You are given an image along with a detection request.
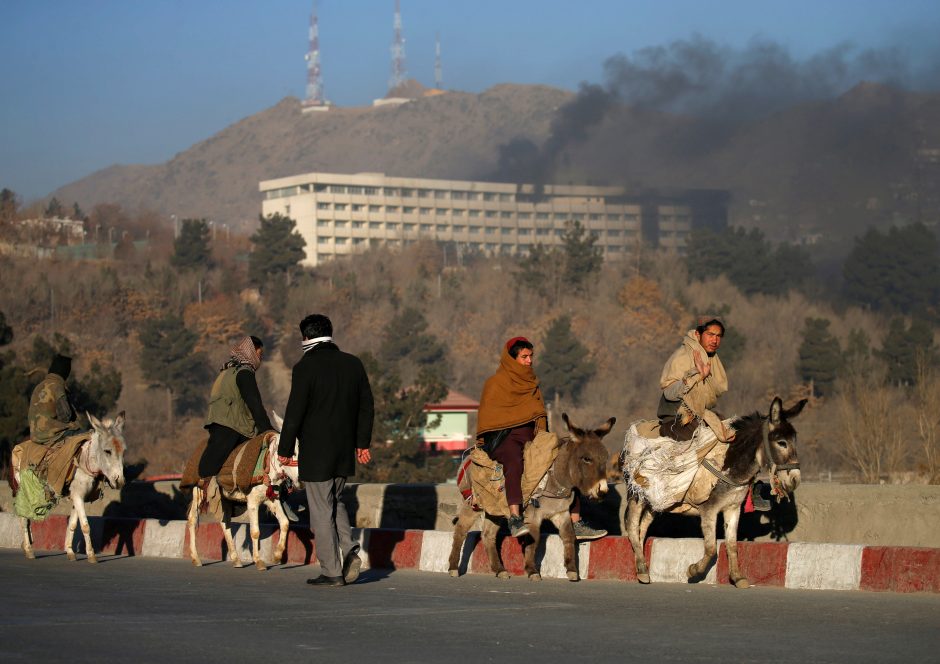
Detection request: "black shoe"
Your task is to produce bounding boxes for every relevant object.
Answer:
[752,482,772,512]
[280,499,300,523]
[343,551,362,584]
[306,574,345,587]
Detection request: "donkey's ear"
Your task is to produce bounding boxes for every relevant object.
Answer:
[113,411,125,433]
[768,397,783,426]
[783,399,808,420]
[594,417,616,438]
[561,413,584,439]
[87,411,103,430]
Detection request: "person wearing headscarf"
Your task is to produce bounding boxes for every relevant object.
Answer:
[28,354,82,445]
[199,335,274,478]
[476,337,547,538]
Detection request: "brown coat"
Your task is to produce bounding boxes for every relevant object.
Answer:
[476,347,546,438]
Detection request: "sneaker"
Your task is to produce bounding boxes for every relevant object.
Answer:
[343,551,362,584]
[280,498,300,523]
[572,519,608,541]
[751,482,772,512]
[508,515,530,538]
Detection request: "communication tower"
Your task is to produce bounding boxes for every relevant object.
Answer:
[303,1,329,111]
[434,32,442,89]
[389,0,407,92]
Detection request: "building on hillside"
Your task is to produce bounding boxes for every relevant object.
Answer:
[18,217,85,245]
[420,389,479,456]
[259,171,729,267]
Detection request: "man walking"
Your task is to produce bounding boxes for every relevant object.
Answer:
[278,314,374,587]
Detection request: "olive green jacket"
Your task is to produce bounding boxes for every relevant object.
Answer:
[205,367,258,439]
[28,373,79,445]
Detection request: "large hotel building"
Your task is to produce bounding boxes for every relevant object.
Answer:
[259,171,729,267]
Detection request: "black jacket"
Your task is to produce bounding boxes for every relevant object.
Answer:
[277,342,374,482]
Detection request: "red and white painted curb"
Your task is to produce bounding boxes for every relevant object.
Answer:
[1,512,937,593]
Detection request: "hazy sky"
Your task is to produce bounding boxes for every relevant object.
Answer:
[3,0,940,200]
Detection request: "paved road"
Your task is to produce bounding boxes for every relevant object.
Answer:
[1,550,938,663]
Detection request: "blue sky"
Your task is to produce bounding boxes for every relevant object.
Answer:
[2,0,940,200]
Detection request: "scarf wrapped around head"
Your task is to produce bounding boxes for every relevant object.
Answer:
[476,346,546,436]
[228,336,261,372]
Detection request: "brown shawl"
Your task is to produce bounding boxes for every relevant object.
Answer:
[476,347,546,437]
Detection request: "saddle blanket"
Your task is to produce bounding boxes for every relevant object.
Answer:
[12,434,91,498]
[622,419,733,512]
[180,432,272,494]
[467,430,560,517]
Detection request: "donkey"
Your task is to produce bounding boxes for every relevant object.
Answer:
[12,412,128,563]
[623,397,805,588]
[448,413,614,581]
[186,414,301,570]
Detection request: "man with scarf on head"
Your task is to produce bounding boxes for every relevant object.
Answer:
[477,337,607,540]
[28,354,82,445]
[277,314,374,587]
[200,335,275,477]
[658,317,770,511]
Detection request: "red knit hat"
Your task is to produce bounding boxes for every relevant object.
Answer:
[505,336,530,352]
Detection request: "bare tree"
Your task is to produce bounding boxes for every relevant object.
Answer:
[914,354,940,483]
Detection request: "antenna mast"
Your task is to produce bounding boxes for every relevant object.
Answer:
[303,1,327,109]
[389,0,407,92]
[434,31,442,89]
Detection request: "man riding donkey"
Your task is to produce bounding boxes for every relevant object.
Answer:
[183,335,299,520]
[475,336,607,539]
[655,316,769,511]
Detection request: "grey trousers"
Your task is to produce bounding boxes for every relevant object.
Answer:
[305,477,358,577]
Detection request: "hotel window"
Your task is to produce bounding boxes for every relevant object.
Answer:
[353,237,366,245]
[485,227,496,235]
[451,191,466,200]
[436,208,448,215]
[483,193,496,201]
[351,204,364,211]
[403,223,416,231]
[554,229,565,236]
[625,214,639,221]
[420,224,432,231]
[468,210,481,218]
[417,189,431,198]
[467,192,482,201]
[329,185,346,194]
[335,237,348,245]
[347,186,363,195]
[384,187,400,196]
[318,236,330,244]
[608,245,622,252]
[590,214,602,221]
[400,188,415,197]
[352,221,364,228]
[500,228,513,235]
[317,220,330,227]
[387,223,400,230]
[369,205,381,212]
[334,203,347,211]
[317,202,330,210]
[608,229,622,237]
[453,225,465,232]
[518,212,532,220]
[403,206,416,214]
[485,211,496,218]
[335,220,348,228]
[436,224,448,232]
[536,228,550,236]
[468,226,481,234]
[419,207,432,215]
[519,244,532,253]
[500,211,512,219]
[485,243,497,251]
[369,221,381,229]
[314,183,328,192]
[499,193,512,202]
[452,209,465,216]
[364,186,379,195]
[536,212,549,220]
[571,213,584,221]
[434,190,448,199]
[518,228,532,235]
[386,205,400,213]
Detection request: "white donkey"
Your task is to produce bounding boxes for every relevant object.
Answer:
[13,412,128,563]
[187,413,302,570]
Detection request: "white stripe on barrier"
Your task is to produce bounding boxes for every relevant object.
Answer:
[419,529,455,573]
[0,513,22,549]
[785,542,863,590]
[141,519,186,559]
[649,538,718,584]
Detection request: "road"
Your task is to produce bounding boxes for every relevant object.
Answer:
[0,550,937,663]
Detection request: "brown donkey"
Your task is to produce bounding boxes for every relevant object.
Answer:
[623,396,805,588]
[448,413,614,581]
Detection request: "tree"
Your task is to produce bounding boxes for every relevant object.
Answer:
[876,317,937,386]
[0,188,18,224]
[561,220,603,292]
[356,353,450,483]
[44,196,64,218]
[843,224,940,317]
[248,212,306,289]
[0,313,28,467]
[138,315,211,420]
[798,317,843,396]
[379,307,448,382]
[538,315,596,404]
[171,218,212,270]
[516,243,561,300]
[0,311,12,346]
[70,361,122,417]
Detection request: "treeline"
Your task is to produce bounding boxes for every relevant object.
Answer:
[0,199,938,484]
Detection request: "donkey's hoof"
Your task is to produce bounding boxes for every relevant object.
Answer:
[448,569,459,578]
[23,549,35,560]
[191,559,203,567]
[87,555,99,564]
[528,573,541,581]
[232,559,244,568]
[637,573,651,584]
[566,571,580,582]
[733,578,750,589]
[496,571,510,579]
[67,552,77,562]
[255,560,267,571]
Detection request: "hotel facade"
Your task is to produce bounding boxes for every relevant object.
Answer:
[259,171,728,267]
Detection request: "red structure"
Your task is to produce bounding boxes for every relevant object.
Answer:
[421,389,479,455]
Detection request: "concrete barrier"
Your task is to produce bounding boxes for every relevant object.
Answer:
[1,512,937,593]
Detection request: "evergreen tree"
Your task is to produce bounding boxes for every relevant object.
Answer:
[876,317,937,386]
[379,307,447,380]
[538,314,596,404]
[798,317,843,396]
[0,188,18,224]
[171,218,212,270]
[44,196,64,218]
[843,224,940,317]
[516,243,560,300]
[70,361,122,417]
[248,212,306,289]
[138,314,211,418]
[0,313,28,464]
[561,220,603,292]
